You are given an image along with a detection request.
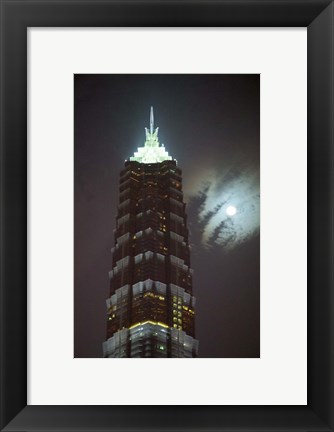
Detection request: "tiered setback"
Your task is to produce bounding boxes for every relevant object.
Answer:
[103,160,198,357]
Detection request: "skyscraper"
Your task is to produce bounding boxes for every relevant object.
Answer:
[103,108,198,358]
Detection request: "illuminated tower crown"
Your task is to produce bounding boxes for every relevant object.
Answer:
[130,107,172,164]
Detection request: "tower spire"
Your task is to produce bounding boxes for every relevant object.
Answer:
[129,107,173,163]
[150,106,154,134]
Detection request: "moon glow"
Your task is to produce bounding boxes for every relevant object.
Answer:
[226,205,237,216]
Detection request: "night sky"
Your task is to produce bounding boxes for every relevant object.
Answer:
[74,74,260,358]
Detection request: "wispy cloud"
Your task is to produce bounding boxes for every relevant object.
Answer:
[187,162,259,250]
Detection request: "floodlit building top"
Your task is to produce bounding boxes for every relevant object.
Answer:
[130,107,173,164]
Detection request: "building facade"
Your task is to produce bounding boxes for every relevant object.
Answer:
[103,108,198,358]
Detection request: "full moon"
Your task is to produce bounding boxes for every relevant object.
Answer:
[226,205,237,216]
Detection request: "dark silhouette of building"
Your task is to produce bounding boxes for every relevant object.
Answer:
[103,108,198,357]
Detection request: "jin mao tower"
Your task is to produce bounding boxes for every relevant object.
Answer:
[103,108,198,358]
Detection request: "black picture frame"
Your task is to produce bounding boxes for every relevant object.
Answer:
[1,1,333,431]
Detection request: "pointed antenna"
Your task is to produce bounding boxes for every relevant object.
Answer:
[150,106,154,134]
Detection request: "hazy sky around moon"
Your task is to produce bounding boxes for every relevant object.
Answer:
[190,163,260,250]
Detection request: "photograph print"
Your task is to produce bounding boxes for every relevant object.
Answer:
[74,74,260,358]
